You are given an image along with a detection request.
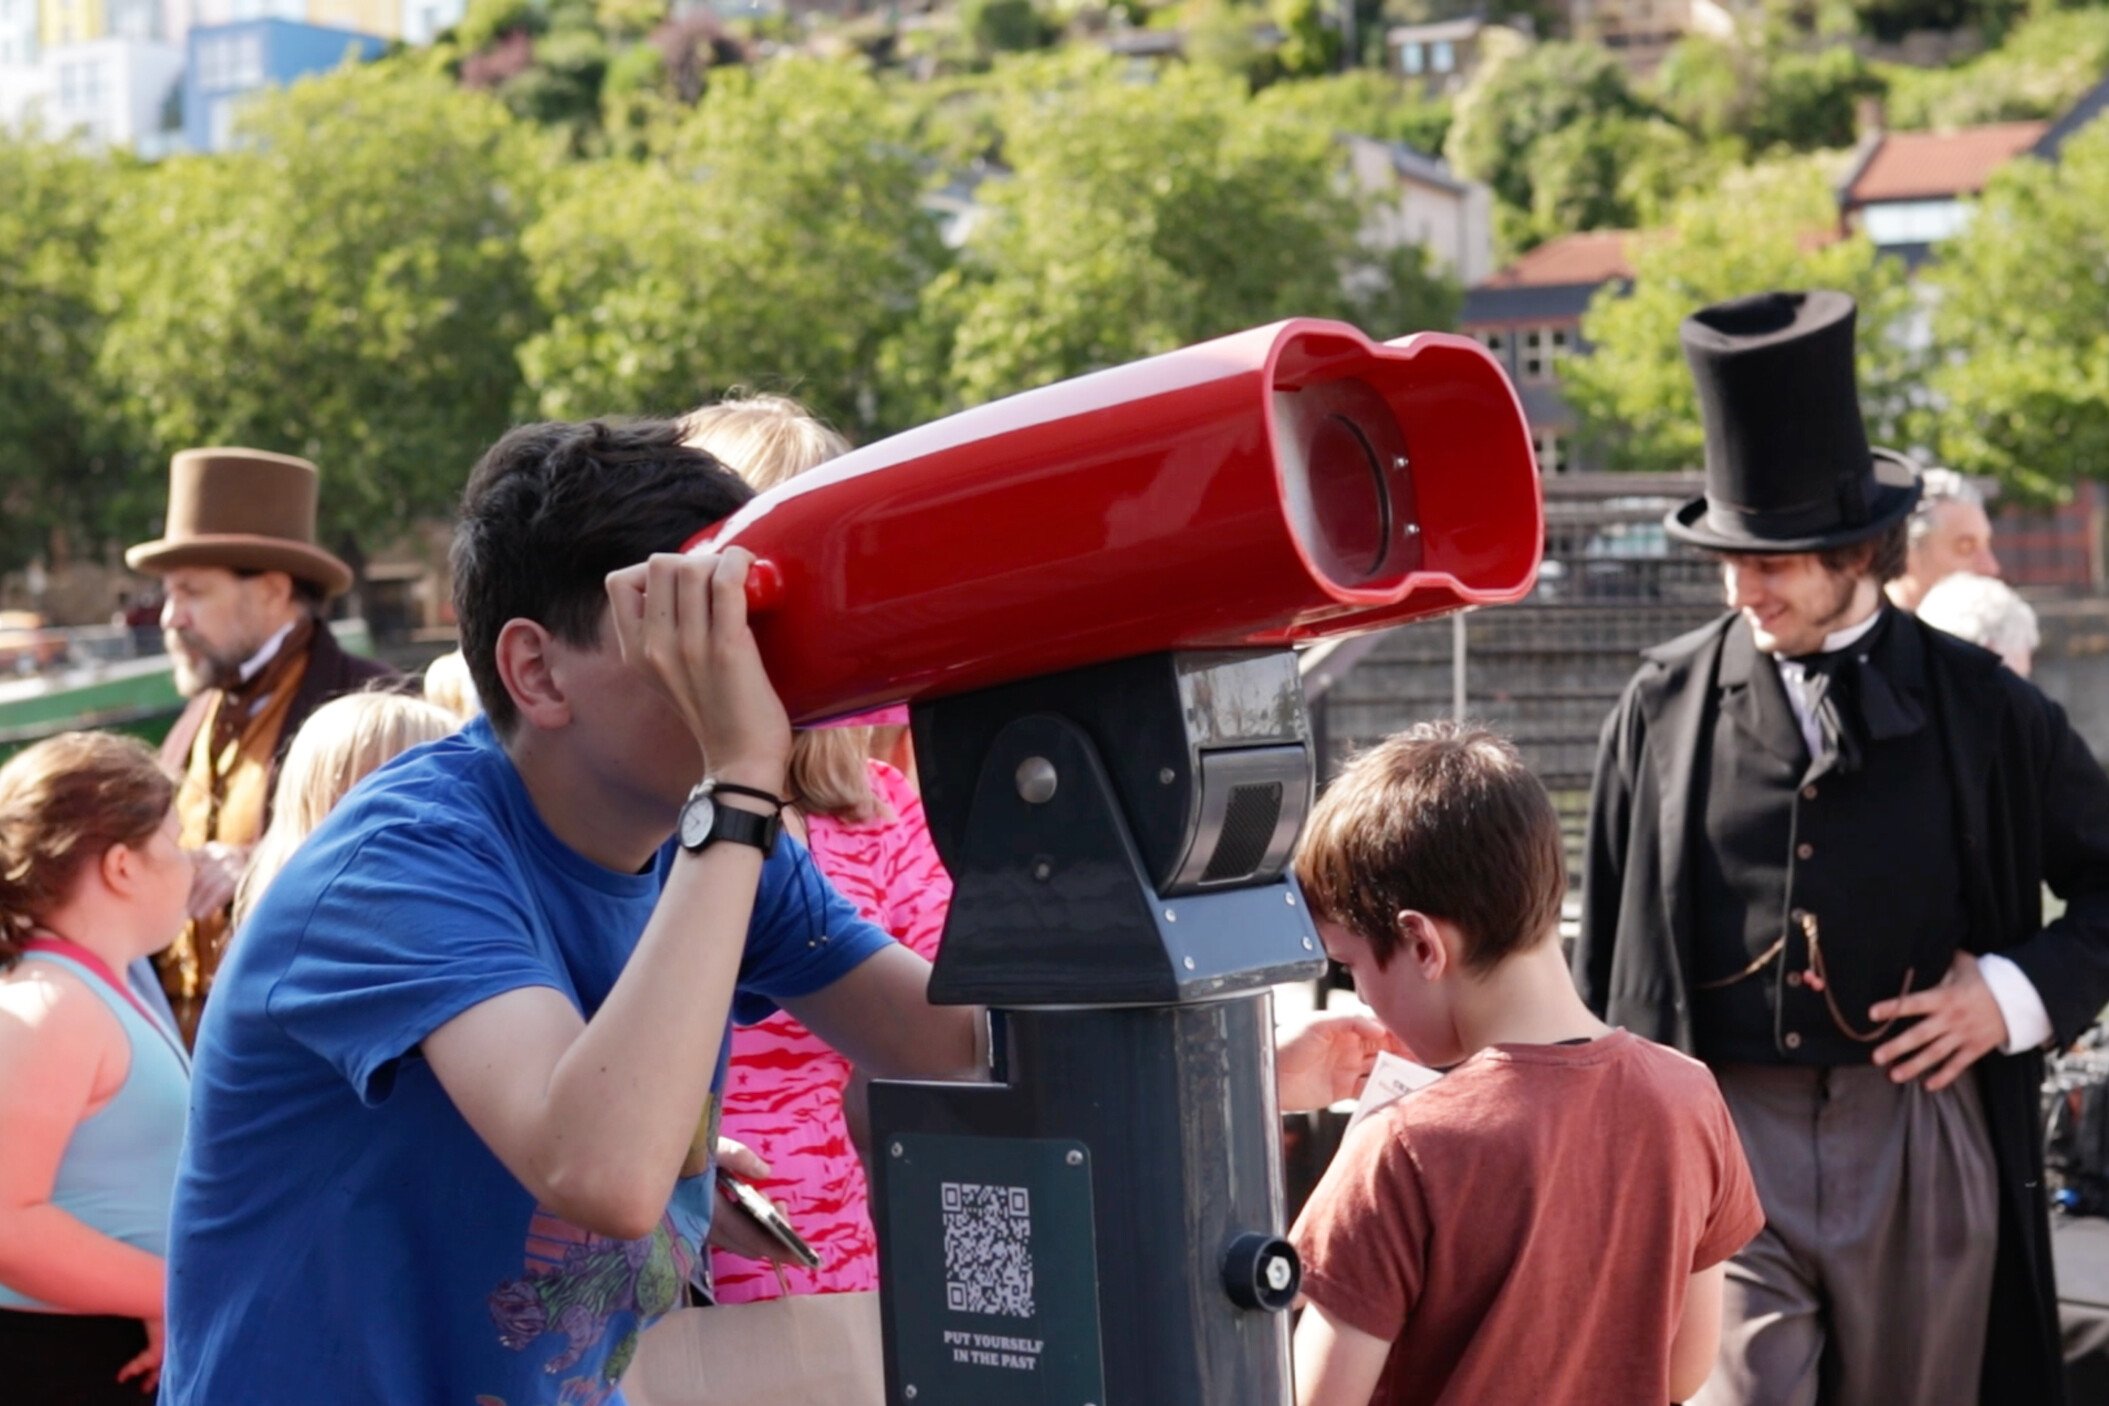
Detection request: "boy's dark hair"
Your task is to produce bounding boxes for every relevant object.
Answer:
[1294,720,1565,973]
[451,419,755,736]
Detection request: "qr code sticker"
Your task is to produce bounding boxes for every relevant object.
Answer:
[941,1181,1035,1318]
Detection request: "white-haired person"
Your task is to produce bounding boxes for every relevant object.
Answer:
[1888,467,2001,613]
[1917,571,2040,678]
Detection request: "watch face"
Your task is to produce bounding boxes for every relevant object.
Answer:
[679,793,715,850]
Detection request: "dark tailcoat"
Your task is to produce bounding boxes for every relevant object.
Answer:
[158,622,400,802]
[1575,609,2109,1406]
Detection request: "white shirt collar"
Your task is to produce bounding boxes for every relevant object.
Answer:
[1772,607,1887,760]
[237,620,300,685]
[1811,607,1884,658]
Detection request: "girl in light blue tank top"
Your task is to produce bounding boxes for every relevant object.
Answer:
[0,947,191,1309]
[0,729,195,1404]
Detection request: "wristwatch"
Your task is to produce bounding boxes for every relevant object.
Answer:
[677,779,787,858]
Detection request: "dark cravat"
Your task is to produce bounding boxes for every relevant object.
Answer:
[1790,649,1863,774]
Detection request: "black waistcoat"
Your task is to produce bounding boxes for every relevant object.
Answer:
[1689,613,1969,1066]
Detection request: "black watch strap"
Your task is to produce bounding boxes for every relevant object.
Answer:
[698,802,779,857]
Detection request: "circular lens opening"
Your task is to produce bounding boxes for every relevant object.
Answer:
[1273,376,1412,589]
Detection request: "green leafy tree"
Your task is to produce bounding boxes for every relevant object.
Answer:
[97,67,548,557]
[1882,10,2109,129]
[519,58,950,440]
[0,136,148,574]
[1523,112,1715,246]
[1648,34,1752,140]
[1270,0,1341,78]
[904,58,1458,416]
[1923,123,2109,501]
[961,0,1059,55]
[1564,157,1916,473]
[1752,46,1880,152]
[1251,69,1452,154]
[1651,37,1881,154]
[1181,0,1278,88]
[1445,38,1653,251]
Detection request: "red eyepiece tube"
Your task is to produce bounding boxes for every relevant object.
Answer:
[689,318,1541,724]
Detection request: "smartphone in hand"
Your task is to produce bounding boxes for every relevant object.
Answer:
[714,1168,823,1271]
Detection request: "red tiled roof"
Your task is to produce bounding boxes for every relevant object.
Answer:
[1479,230,1636,289]
[1847,122,2048,204]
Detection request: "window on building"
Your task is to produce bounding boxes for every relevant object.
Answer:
[1532,428,1568,475]
[1520,326,1569,383]
[1471,329,1510,372]
[234,32,265,85]
[1398,41,1424,75]
[1860,199,1972,246]
[1430,40,1454,72]
[196,37,225,89]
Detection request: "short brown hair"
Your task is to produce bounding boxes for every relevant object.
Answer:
[0,731,174,966]
[1294,721,1565,973]
[1817,516,1908,585]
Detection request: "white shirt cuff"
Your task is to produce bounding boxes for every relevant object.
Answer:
[1977,952,2054,1054]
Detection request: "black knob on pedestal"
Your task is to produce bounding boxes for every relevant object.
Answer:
[1222,1232,1301,1312]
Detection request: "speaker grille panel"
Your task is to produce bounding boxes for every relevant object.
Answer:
[1202,781,1285,883]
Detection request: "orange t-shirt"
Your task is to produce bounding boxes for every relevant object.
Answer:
[1291,1030,1763,1406]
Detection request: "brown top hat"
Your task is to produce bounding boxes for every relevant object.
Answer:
[126,448,353,598]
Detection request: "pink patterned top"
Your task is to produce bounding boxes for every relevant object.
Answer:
[711,760,952,1302]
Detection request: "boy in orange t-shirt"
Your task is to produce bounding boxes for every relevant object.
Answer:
[1289,722,1763,1406]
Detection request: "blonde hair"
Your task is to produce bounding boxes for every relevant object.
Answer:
[680,394,877,821]
[233,692,458,929]
[677,393,853,493]
[423,648,481,721]
[0,732,172,965]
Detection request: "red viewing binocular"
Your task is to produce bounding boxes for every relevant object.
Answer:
[690,318,1542,723]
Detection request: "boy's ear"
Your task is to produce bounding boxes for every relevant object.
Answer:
[495,619,571,731]
[1395,910,1448,981]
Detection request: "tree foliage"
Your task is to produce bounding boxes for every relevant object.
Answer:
[901,57,1458,416]
[1882,10,2109,129]
[1250,69,1452,155]
[1652,38,1883,154]
[0,138,146,573]
[1565,158,1917,473]
[1447,39,1669,251]
[96,67,548,554]
[520,58,949,440]
[1923,122,2109,500]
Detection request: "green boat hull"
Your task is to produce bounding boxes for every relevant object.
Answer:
[0,622,377,760]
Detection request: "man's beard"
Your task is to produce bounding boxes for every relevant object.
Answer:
[1809,567,1866,640]
[167,630,249,696]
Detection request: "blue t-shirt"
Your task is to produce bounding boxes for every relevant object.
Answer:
[162,718,893,1406]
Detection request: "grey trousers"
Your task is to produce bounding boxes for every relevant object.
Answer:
[1692,1063,1999,1406]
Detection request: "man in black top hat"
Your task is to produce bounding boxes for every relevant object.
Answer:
[1574,290,2109,1405]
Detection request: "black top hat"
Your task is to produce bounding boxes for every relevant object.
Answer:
[1664,290,1921,553]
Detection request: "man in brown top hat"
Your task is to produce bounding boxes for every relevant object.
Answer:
[127,447,397,1043]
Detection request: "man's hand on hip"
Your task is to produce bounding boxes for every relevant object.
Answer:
[1869,950,2010,1091]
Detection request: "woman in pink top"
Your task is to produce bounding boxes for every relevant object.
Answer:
[681,395,954,1301]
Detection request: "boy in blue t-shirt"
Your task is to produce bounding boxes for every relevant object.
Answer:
[161,420,985,1406]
